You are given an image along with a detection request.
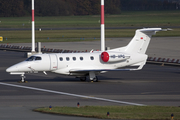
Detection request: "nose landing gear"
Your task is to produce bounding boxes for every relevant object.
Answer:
[18,74,28,83]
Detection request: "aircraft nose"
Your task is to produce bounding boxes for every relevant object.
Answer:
[6,61,30,73]
[6,66,18,72]
[6,67,10,72]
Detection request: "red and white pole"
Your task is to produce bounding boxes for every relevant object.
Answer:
[32,0,35,52]
[101,0,105,51]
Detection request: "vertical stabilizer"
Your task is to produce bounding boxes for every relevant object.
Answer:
[125,28,162,54]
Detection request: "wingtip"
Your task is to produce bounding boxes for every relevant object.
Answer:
[162,28,173,31]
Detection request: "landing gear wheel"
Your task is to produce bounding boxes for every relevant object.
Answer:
[90,77,98,82]
[93,76,98,82]
[18,74,28,83]
[80,77,86,81]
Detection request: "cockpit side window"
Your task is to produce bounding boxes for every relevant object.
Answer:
[25,56,41,61]
[35,57,42,61]
[26,56,35,61]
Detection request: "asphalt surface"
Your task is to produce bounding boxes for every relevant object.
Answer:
[0,50,180,120]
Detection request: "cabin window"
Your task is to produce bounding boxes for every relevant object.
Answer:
[80,57,83,61]
[59,57,63,61]
[66,57,70,61]
[73,57,76,61]
[35,57,42,61]
[90,56,94,60]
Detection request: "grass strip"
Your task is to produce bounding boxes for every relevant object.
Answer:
[0,29,180,43]
[0,11,180,28]
[34,106,180,119]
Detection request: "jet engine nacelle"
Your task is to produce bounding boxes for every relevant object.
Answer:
[101,51,130,63]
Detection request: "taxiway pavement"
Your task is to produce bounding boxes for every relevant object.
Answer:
[0,50,180,120]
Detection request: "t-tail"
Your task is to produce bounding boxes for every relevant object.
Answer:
[108,28,167,70]
[125,28,163,54]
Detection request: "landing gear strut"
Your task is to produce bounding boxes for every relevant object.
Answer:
[19,74,27,83]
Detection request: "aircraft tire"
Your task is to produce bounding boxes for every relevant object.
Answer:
[93,77,98,82]
[80,77,86,81]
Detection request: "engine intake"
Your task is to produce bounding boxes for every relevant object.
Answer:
[101,51,130,63]
[101,52,109,62]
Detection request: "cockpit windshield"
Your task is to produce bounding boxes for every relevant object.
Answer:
[25,56,42,61]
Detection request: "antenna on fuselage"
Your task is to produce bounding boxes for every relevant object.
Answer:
[101,0,105,51]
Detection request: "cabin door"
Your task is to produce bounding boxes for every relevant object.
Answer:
[49,54,58,70]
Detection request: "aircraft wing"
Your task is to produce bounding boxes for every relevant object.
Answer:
[69,68,139,73]
[69,63,143,73]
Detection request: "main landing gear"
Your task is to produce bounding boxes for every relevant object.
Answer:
[18,74,28,83]
[80,77,86,81]
[79,76,98,82]
[89,71,98,82]
[90,76,98,82]
[79,72,98,82]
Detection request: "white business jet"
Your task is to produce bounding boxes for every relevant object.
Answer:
[6,28,166,82]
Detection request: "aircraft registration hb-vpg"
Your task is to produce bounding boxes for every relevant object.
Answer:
[6,28,169,82]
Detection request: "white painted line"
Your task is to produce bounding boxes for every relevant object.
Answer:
[0,82,145,106]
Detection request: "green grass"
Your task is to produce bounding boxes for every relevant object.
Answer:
[0,11,180,28]
[0,10,180,43]
[34,106,180,119]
